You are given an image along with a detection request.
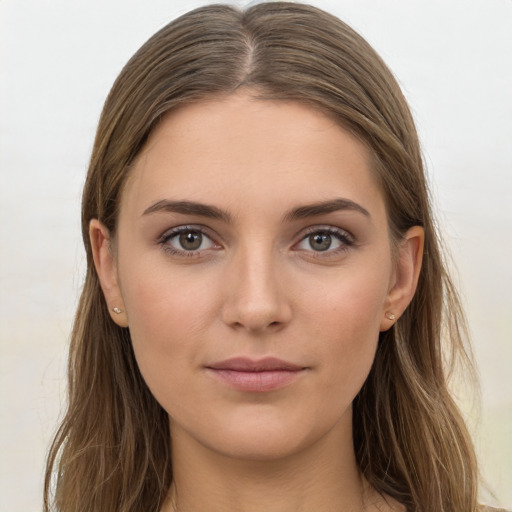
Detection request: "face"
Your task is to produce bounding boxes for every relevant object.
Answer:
[92,93,422,462]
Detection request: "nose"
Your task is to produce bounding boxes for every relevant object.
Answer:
[220,244,292,333]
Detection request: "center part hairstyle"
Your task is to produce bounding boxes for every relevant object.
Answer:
[45,3,479,512]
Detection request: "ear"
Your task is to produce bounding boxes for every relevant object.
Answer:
[380,226,424,331]
[89,219,128,327]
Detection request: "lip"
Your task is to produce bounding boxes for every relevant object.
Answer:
[205,357,307,392]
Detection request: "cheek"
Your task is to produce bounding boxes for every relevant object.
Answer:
[300,260,390,336]
[121,255,217,332]
[117,260,220,395]
[297,264,390,391]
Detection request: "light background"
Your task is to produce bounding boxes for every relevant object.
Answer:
[0,0,510,510]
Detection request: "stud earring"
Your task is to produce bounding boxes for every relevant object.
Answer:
[112,307,123,314]
[385,312,396,321]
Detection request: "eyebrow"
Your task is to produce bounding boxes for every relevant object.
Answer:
[142,200,231,222]
[142,198,370,222]
[283,198,370,221]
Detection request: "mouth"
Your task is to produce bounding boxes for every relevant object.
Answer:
[205,357,308,392]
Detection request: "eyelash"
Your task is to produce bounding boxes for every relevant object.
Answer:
[295,226,355,258]
[158,225,220,258]
[157,225,355,258]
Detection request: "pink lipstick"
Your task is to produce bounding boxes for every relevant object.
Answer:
[205,357,307,392]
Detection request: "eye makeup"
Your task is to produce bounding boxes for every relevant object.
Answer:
[157,225,221,258]
[156,222,356,261]
[293,225,356,261]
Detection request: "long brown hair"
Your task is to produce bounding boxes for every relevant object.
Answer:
[44,3,479,511]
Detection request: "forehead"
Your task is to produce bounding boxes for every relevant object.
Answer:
[121,93,385,223]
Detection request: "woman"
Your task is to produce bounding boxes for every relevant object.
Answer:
[44,3,498,511]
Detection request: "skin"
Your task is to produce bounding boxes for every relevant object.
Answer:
[91,92,423,512]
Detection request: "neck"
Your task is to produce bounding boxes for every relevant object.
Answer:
[165,413,366,512]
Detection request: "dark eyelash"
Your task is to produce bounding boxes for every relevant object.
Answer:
[299,226,355,257]
[157,225,211,257]
[303,226,354,244]
[156,225,354,259]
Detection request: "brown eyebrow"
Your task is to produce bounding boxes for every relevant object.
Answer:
[142,198,370,223]
[142,200,231,222]
[283,198,370,221]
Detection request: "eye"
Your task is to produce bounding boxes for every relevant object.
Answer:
[176,230,205,251]
[295,227,354,254]
[306,232,337,252]
[159,226,218,255]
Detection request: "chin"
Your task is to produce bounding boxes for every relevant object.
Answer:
[171,401,351,464]
[205,428,315,462]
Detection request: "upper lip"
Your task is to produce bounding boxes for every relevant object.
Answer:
[206,357,305,372]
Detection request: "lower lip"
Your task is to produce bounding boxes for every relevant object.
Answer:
[206,369,306,392]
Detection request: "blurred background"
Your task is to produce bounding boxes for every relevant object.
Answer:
[0,0,510,510]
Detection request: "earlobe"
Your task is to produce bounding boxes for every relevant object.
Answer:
[380,226,424,331]
[89,219,128,327]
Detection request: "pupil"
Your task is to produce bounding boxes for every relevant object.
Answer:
[179,231,202,250]
[310,233,331,251]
